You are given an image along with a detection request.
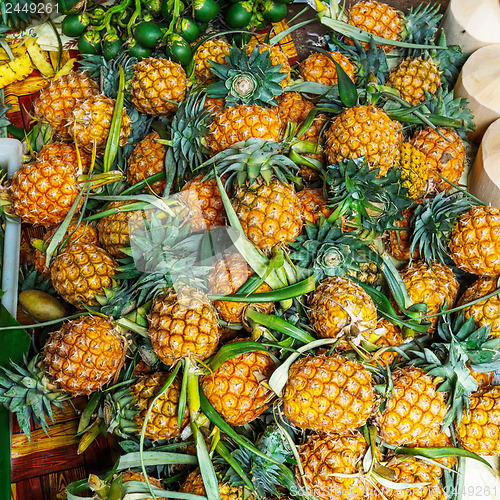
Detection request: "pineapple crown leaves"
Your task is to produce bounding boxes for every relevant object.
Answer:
[0,354,69,440]
[430,31,469,90]
[101,383,140,438]
[206,43,285,107]
[289,217,382,283]
[200,138,300,189]
[410,191,476,266]
[324,158,413,235]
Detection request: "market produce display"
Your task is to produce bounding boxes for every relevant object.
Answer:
[1,0,500,499]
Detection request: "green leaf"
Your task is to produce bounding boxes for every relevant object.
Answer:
[195,425,221,500]
[334,60,357,108]
[208,340,270,372]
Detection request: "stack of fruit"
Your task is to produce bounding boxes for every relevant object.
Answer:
[1,1,500,499]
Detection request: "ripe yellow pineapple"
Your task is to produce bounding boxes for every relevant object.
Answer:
[308,276,378,341]
[283,354,375,433]
[179,175,227,232]
[33,220,98,275]
[192,38,230,84]
[130,58,187,116]
[388,57,441,105]
[379,366,448,447]
[457,277,500,337]
[398,260,459,330]
[297,431,367,500]
[275,92,314,126]
[346,0,403,52]
[127,131,167,196]
[43,315,126,395]
[207,252,273,324]
[396,142,429,200]
[410,126,466,192]
[456,385,500,455]
[245,40,291,88]
[414,430,456,478]
[206,104,283,156]
[34,71,99,140]
[121,470,166,499]
[132,371,189,441]
[297,188,333,225]
[324,105,402,176]
[299,51,355,85]
[468,365,494,387]
[449,205,500,276]
[69,94,131,156]
[368,318,403,366]
[232,177,303,253]
[200,343,275,426]
[385,206,418,262]
[147,286,220,365]
[37,141,93,174]
[50,242,119,309]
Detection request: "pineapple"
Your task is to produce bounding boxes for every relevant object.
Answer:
[410,126,466,193]
[121,470,167,499]
[127,131,167,196]
[379,366,448,447]
[449,205,500,276]
[207,252,273,324]
[283,354,375,433]
[308,276,378,341]
[178,175,227,232]
[297,113,329,180]
[297,431,367,500]
[69,94,132,156]
[132,372,189,441]
[388,57,441,105]
[37,141,93,174]
[34,71,99,140]
[457,277,500,338]
[414,430,456,478]
[147,286,220,365]
[33,219,99,275]
[275,92,314,126]
[43,315,126,395]
[346,1,403,52]
[469,365,494,388]
[245,41,291,89]
[206,104,283,156]
[297,188,332,225]
[456,385,500,455]
[192,38,231,84]
[324,105,403,176]
[50,242,119,309]
[130,58,187,116]
[395,142,429,200]
[385,206,418,262]
[398,260,459,330]
[181,468,251,500]
[200,342,275,425]
[368,318,403,366]
[0,53,32,89]
[299,51,355,86]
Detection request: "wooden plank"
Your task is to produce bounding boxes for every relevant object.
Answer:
[11,476,43,500]
[83,434,119,475]
[39,467,88,500]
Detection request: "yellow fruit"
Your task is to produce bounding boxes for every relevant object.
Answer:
[200,343,275,425]
[324,105,402,176]
[148,287,220,365]
[43,315,126,395]
[299,51,355,86]
[283,354,375,433]
[193,38,230,84]
[297,187,332,225]
[96,201,136,258]
[449,205,500,276]
[121,470,166,500]
[50,242,119,308]
[385,206,418,262]
[246,41,291,88]
[396,142,429,200]
[275,91,314,125]
[369,318,403,366]
[181,468,252,500]
[0,53,32,89]
[37,141,93,174]
[130,58,187,116]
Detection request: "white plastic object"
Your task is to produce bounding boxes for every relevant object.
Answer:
[0,138,23,317]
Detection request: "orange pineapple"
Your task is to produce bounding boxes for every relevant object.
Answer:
[297,188,333,225]
[192,38,231,84]
[299,51,355,85]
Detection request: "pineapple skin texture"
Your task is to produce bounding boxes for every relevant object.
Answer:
[456,385,500,456]
[308,276,378,340]
[122,470,166,500]
[297,431,367,500]
[43,316,125,395]
[34,71,99,140]
[275,91,314,126]
[324,105,402,176]
[50,242,119,308]
[96,201,136,258]
[193,39,231,84]
[132,372,189,441]
[9,160,82,227]
[233,178,303,253]
[299,51,355,86]
[130,58,187,116]
[396,142,429,200]
[127,131,167,196]
[148,287,220,365]
[449,205,500,277]
[37,142,93,174]
[283,354,375,433]
[379,367,448,447]
[200,347,275,426]
[297,187,332,225]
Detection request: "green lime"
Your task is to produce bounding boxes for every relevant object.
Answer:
[77,30,101,55]
[127,40,153,59]
[89,6,106,24]
[262,1,287,22]
[165,35,192,67]
[102,35,123,61]
[193,0,220,23]
[225,1,252,28]
[134,21,163,49]
[177,17,200,43]
[61,13,89,37]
